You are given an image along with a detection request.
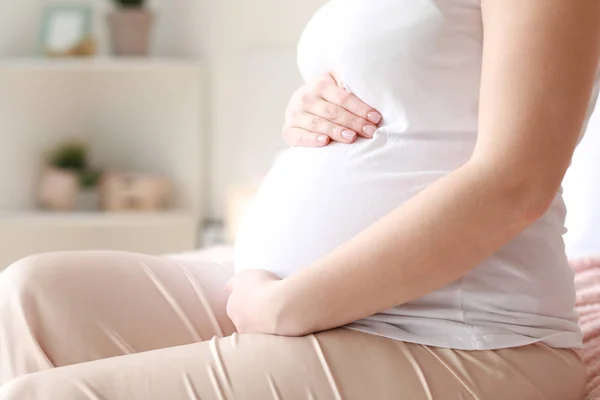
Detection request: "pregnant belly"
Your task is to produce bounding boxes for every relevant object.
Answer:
[234,132,475,278]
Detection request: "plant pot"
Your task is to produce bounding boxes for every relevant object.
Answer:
[37,167,79,211]
[77,188,100,211]
[108,9,154,56]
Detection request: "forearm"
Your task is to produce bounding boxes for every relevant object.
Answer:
[273,160,553,335]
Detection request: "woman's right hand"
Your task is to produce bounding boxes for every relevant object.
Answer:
[283,73,382,147]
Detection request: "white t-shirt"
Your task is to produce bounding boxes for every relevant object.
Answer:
[235,0,599,350]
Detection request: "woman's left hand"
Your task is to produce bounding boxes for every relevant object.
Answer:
[226,270,283,334]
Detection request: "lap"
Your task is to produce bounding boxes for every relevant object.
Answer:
[0,328,587,400]
[0,251,587,399]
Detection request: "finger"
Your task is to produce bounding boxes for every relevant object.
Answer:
[329,72,344,88]
[294,112,358,144]
[321,85,382,126]
[308,100,379,139]
[282,127,331,147]
[315,72,340,88]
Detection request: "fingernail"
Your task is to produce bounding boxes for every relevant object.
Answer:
[367,112,382,124]
[363,125,377,137]
[341,130,356,141]
[317,136,329,144]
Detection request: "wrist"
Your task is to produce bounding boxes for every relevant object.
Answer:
[267,280,310,336]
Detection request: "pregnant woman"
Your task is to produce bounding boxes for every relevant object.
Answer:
[1,1,599,399]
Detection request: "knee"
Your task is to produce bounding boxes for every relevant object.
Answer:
[0,371,81,400]
[0,373,65,400]
[2,254,44,286]
[0,374,36,399]
[0,253,64,309]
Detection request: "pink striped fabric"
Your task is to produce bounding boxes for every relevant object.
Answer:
[573,257,600,400]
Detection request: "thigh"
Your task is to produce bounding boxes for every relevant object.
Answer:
[0,329,586,400]
[0,251,235,384]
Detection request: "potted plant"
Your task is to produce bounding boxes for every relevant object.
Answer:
[37,141,102,211]
[108,0,154,56]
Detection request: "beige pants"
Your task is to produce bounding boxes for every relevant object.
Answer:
[0,251,587,400]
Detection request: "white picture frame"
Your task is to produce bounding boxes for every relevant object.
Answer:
[39,5,92,56]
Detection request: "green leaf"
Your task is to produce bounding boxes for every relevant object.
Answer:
[49,141,88,171]
[79,169,103,189]
[111,0,146,7]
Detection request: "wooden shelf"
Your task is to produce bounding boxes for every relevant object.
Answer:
[0,57,203,72]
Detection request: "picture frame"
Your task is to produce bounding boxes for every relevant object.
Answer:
[39,5,93,57]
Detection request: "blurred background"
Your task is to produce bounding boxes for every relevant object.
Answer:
[0,0,597,268]
[0,0,324,267]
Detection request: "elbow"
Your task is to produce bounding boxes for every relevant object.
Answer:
[469,159,563,224]
[515,187,557,224]
[502,174,562,224]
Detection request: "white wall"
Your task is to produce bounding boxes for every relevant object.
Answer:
[564,107,600,259]
[201,0,326,218]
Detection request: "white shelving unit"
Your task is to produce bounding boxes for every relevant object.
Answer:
[0,0,207,268]
[0,56,206,267]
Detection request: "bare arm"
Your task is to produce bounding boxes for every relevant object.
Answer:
[270,0,600,336]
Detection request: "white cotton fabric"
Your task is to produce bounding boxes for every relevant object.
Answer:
[235,0,600,350]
